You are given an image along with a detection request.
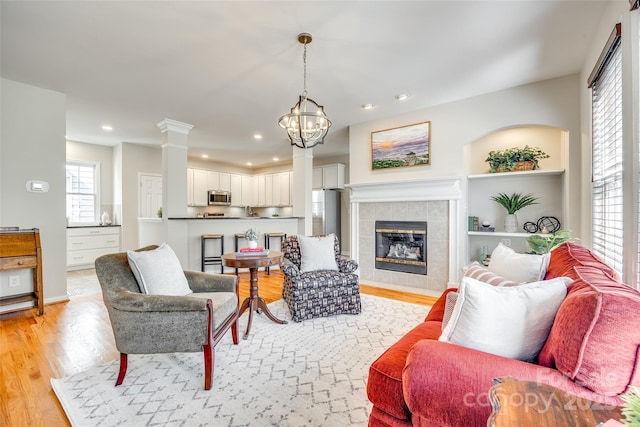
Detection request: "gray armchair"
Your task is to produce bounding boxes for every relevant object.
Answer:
[94,246,239,390]
[281,235,361,322]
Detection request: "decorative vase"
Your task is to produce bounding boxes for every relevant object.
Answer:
[504,214,518,233]
[101,211,110,225]
[248,240,258,249]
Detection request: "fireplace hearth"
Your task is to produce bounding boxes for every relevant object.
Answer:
[375,220,427,275]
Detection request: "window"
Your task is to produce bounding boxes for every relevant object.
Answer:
[590,24,623,276]
[66,162,99,224]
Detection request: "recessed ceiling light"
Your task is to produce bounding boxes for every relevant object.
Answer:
[273,157,279,161]
[201,154,209,159]
[246,162,253,166]
[254,134,263,140]
[102,125,113,131]
[361,104,374,110]
[395,94,409,101]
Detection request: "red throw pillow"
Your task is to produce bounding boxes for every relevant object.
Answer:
[538,266,640,396]
[545,242,620,282]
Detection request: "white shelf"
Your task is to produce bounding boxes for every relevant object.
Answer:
[467,169,565,180]
[468,231,540,237]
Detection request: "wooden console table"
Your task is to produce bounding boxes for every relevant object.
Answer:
[488,377,622,427]
[0,228,44,315]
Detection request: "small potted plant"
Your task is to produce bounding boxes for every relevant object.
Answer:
[622,386,640,426]
[245,227,259,249]
[526,229,573,254]
[491,192,539,232]
[485,145,549,173]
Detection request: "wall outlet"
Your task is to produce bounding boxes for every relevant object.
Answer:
[8,276,20,288]
[500,239,511,247]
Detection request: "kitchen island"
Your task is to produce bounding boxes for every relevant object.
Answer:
[140,216,303,272]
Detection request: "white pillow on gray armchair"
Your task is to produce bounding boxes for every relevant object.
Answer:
[127,243,192,296]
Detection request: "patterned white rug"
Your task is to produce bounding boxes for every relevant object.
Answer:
[51,294,429,427]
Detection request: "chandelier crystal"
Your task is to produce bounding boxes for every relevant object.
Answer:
[278,33,332,149]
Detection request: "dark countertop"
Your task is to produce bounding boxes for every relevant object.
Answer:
[167,216,302,220]
[67,224,121,228]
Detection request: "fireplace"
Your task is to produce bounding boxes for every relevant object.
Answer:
[375,220,427,275]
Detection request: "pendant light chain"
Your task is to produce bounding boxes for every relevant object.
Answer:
[302,42,308,98]
[277,32,332,149]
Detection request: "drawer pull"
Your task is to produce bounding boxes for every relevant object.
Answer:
[106,240,116,243]
[89,231,100,234]
[72,242,83,246]
[72,256,84,260]
[18,260,25,265]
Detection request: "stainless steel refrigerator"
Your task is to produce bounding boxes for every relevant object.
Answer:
[312,189,341,240]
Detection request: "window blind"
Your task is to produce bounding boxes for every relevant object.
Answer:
[592,39,623,275]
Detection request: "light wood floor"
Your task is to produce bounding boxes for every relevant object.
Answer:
[0,269,437,427]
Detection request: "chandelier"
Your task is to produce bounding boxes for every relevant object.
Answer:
[278,33,332,149]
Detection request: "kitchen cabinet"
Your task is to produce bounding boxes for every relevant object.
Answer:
[219,173,230,191]
[187,168,209,206]
[265,174,274,206]
[67,226,121,270]
[257,175,266,206]
[207,171,219,191]
[273,172,291,206]
[313,164,345,189]
[241,175,254,207]
[230,174,242,206]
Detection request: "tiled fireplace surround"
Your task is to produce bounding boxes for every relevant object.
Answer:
[350,178,462,296]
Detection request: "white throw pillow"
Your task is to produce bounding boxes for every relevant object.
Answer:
[488,243,550,283]
[298,234,339,273]
[439,276,571,361]
[127,243,192,296]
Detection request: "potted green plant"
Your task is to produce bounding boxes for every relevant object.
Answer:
[485,145,549,173]
[245,227,259,249]
[491,192,539,232]
[622,386,640,426]
[526,229,573,254]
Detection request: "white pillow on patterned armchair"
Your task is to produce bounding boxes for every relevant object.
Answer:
[298,234,339,273]
[127,243,192,296]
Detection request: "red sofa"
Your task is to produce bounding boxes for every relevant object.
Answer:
[367,242,640,426]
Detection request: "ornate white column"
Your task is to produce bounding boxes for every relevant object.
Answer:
[291,146,314,235]
[157,118,193,265]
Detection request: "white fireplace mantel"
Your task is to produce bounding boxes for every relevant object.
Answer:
[348,176,464,292]
[347,177,463,203]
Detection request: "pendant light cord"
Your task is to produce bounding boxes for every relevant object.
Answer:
[302,42,308,98]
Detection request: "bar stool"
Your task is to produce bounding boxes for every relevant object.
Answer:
[264,232,286,274]
[201,234,224,273]
[234,232,246,275]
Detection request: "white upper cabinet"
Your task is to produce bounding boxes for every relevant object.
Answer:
[207,171,219,191]
[219,173,231,191]
[192,168,208,206]
[313,164,345,190]
[230,174,242,206]
[241,175,254,207]
[265,174,274,206]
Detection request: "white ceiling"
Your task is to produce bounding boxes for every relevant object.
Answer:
[1,1,610,168]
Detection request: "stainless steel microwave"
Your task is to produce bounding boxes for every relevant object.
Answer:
[208,190,231,206]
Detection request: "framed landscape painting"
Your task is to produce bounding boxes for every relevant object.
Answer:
[371,121,431,170]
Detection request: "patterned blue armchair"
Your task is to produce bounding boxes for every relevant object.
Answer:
[281,235,361,322]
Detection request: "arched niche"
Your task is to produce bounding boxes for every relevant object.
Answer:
[466,125,568,175]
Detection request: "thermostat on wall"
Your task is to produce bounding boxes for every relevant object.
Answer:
[25,180,50,193]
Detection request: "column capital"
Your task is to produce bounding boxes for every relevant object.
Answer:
[156,118,194,135]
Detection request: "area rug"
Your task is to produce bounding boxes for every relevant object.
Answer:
[51,294,429,426]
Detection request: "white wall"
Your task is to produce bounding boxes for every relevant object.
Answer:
[0,79,68,309]
[579,1,637,281]
[117,142,163,251]
[350,74,582,237]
